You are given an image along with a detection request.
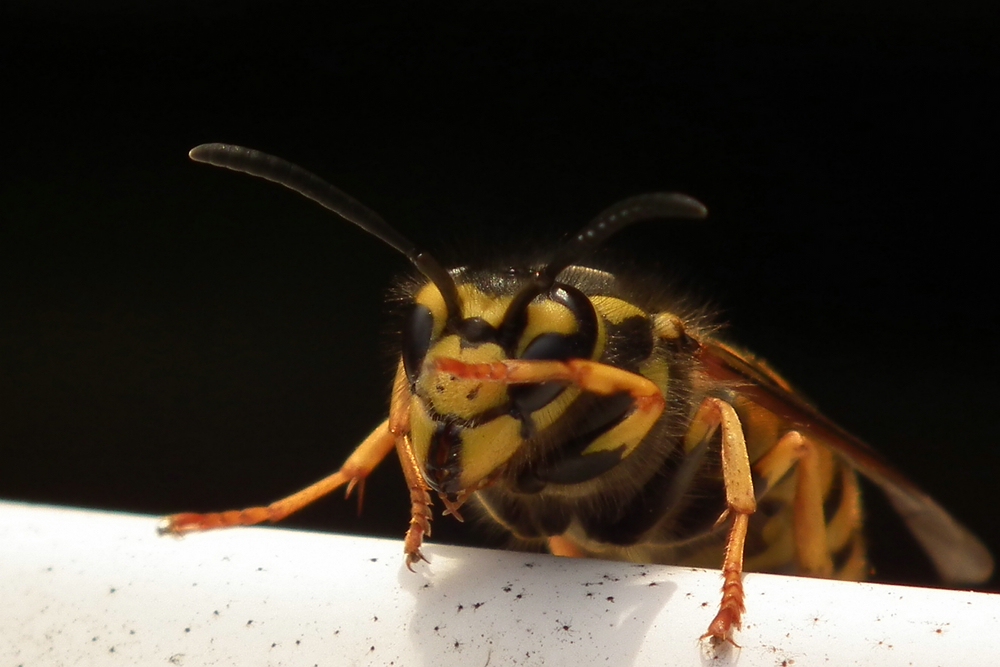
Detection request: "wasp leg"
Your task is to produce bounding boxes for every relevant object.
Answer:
[691,397,756,646]
[836,531,869,580]
[160,419,397,535]
[386,362,435,569]
[753,431,837,577]
[827,466,868,580]
[548,535,587,558]
[435,357,665,461]
[396,431,433,569]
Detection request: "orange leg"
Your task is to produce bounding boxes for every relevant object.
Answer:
[159,419,397,535]
[162,360,441,573]
[397,431,433,569]
[436,357,665,412]
[704,513,751,645]
[753,430,836,577]
[828,467,868,580]
[692,397,756,645]
[435,357,665,461]
[387,362,435,568]
[548,535,587,558]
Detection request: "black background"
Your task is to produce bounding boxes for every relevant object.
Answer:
[2,2,998,588]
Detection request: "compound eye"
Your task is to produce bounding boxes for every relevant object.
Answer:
[402,304,435,385]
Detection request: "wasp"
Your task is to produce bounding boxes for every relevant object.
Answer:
[161,143,994,643]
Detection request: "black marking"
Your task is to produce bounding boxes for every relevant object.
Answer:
[520,332,578,362]
[582,439,723,546]
[424,421,463,495]
[543,447,625,485]
[507,283,599,435]
[402,304,435,386]
[550,285,598,357]
[823,467,845,521]
[509,381,566,434]
[457,317,496,344]
[515,392,634,491]
[421,401,511,430]
[499,282,597,358]
[605,316,654,372]
[477,486,572,538]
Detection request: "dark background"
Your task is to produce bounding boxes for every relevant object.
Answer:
[2,2,997,588]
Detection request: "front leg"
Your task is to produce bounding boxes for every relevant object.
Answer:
[690,396,756,645]
[435,357,665,464]
[160,418,397,535]
[396,431,433,569]
[387,361,434,569]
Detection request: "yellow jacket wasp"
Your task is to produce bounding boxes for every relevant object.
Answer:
[161,143,993,643]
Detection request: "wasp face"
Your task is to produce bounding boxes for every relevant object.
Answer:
[401,270,601,498]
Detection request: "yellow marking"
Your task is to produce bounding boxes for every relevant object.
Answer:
[639,355,669,403]
[419,337,509,419]
[594,314,608,362]
[415,282,517,330]
[458,415,523,490]
[411,373,526,493]
[414,282,449,340]
[590,296,648,325]
[517,299,578,356]
[683,413,716,454]
[579,404,657,458]
[456,284,512,327]
[530,386,582,432]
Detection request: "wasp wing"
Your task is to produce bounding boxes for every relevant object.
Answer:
[698,339,994,585]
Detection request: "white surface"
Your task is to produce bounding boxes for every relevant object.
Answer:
[1,501,997,666]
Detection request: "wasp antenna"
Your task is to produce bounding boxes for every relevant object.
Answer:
[499,192,707,346]
[542,192,707,285]
[188,143,462,323]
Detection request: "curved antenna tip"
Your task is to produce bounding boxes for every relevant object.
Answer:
[188,144,211,160]
[653,192,708,220]
[678,194,709,219]
[189,143,236,164]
